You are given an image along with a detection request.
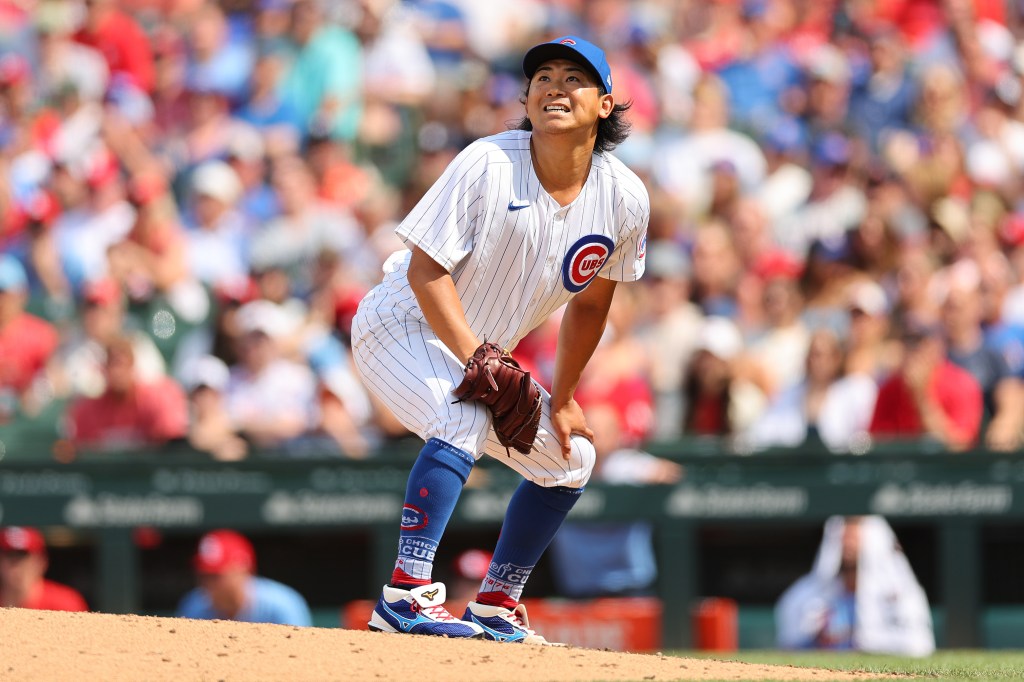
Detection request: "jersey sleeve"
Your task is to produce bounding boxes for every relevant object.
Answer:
[599,185,649,283]
[395,141,490,272]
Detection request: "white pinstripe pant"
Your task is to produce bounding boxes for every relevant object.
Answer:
[351,304,595,489]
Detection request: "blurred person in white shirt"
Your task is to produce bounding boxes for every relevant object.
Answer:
[776,516,934,656]
[653,75,767,219]
[224,301,316,449]
[744,328,877,453]
[249,156,363,297]
[185,160,252,288]
[746,271,811,398]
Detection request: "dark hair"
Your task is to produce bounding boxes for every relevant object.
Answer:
[681,353,734,437]
[513,89,633,154]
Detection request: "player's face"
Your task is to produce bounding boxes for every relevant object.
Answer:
[199,569,249,615]
[0,551,46,593]
[527,59,613,138]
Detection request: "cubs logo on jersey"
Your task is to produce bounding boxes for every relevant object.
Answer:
[562,234,614,293]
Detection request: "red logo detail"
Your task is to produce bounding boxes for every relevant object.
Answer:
[560,38,577,45]
[419,487,428,498]
[569,244,609,287]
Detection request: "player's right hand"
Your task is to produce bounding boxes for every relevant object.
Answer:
[550,399,594,461]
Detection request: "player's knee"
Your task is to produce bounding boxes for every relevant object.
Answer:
[569,434,596,486]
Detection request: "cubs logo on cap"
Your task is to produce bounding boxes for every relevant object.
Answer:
[562,234,614,293]
[523,35,613,94]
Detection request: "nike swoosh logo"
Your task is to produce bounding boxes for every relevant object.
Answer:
[508,200,530,211]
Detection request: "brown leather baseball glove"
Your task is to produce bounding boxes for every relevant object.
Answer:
[452,342,542,454]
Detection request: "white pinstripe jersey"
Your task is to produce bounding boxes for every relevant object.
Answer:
[363,130,649,350]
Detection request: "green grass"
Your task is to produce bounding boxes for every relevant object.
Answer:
[681,650,1024,681]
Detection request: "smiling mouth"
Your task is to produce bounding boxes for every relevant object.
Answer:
[543,105,569,112]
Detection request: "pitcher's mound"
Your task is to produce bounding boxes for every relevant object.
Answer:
[0,607,887,681]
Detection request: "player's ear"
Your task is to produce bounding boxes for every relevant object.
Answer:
[598,93,614,119]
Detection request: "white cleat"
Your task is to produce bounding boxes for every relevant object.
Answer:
[462,601,563,646]
[368,582,485,638]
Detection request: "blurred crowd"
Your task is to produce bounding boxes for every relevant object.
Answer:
[3,0,1024,460]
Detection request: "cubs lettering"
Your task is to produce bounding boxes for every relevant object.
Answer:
[487,561,533,585]
[398,536,437,562]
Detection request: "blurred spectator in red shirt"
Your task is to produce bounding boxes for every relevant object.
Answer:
[869,324,982,450]
[73,0,154,94]
[0,526,88,612]
[67,336,188,452]
[0,255,59,421]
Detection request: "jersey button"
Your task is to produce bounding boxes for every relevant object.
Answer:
[555,211,566,221]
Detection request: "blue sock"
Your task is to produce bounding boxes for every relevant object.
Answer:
[391,438,475,587]
[477,480,583,607]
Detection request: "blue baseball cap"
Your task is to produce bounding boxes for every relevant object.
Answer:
[0,254,27,292]
[523,35,612,94]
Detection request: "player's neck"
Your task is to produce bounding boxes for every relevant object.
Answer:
[530,135,594,207]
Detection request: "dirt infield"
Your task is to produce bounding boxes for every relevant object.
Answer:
[0,608,888,681]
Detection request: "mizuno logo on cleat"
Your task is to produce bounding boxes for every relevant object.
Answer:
[422,589,439,601]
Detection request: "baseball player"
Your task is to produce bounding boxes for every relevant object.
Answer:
[0,526,88,612]
[352,35,648,643]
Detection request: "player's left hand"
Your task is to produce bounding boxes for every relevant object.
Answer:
[550,399,594,461]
